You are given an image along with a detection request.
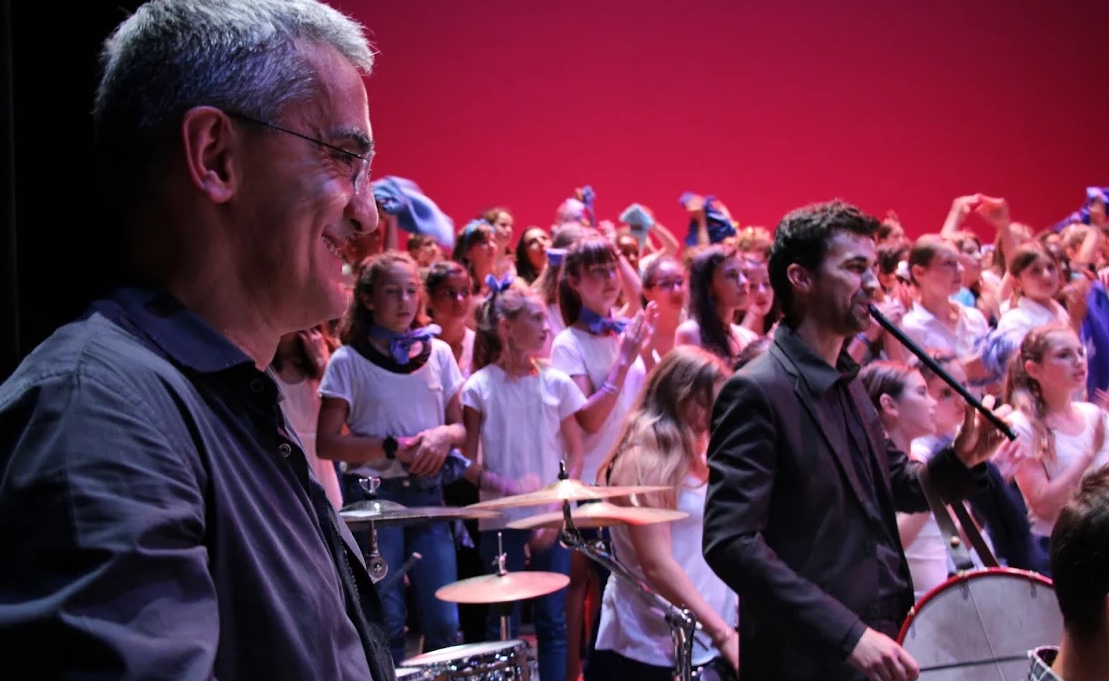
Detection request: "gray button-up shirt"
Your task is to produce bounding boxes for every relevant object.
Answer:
[0,287,395,680]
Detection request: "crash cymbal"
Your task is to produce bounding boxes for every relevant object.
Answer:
[340,499,499,529]
[506,501,688,531]
[435,571,570,604]
[466,478,670,510]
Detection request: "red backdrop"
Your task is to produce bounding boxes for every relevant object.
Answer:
[335,0,1109,243]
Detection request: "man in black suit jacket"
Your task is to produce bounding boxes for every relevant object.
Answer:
[703,201,1011,681]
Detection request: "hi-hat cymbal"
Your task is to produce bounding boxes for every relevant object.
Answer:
[466,478,670,510]
[340,499,499,529]
[506,501,688,531]
[435,571,570,604]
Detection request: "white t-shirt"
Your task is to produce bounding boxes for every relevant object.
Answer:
[461,364,587,530]
[549,327,646,485]
[318,340,464,479]
[1007,403,1109,536]
[996,297,1070,343]
[901,302,990,358]
[275,373,344,510]
[595,479,738,667]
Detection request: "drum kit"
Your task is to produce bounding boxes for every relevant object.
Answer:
[340,462,701,681]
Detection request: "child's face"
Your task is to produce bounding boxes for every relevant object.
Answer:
[927,363,968,436]
[504,298,550,354]
[571,259,621,313]
[1016,255,1060,303]
[428,272,472,326]
[367,262,421,333]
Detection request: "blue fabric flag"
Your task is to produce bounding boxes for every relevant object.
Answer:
[370,176,456,248]
[1049,186,1109,233]
[679,191,737,245]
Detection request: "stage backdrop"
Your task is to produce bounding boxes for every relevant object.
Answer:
[337,0,1108,243]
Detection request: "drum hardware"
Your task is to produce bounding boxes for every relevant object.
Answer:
[401,639,537,680]
[434,529,570,638]
[376,551,422,594]
[340,476,499,583]
[545,461,701,681]
[465,474,669,510]
[505,499,688,531]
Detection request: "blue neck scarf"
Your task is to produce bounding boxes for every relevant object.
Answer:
[578,306,628,336]
[369,323,442,365]
[484,272,515,295]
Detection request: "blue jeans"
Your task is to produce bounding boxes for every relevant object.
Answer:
[343,475,460,664]
[480,528,570,681]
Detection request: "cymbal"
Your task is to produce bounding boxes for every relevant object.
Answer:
[466,478,671,510]
[340,499,499,529]
[435,571,570,604]
[506,501,688,531]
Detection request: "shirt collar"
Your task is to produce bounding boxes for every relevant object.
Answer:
[89,286,255,374]
[773,324,860,395]
[1028,646,1062,681]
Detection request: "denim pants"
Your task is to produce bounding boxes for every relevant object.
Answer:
[343,475,460,664]
[479,528,570,681]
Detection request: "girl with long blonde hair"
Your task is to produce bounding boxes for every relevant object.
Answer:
[588,346,739,681]
[1000,323,1109,573]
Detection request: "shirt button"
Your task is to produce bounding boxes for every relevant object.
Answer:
[249,378,265,393]
[278,443,292,457]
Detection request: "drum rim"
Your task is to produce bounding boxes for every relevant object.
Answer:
[896,566,1054,644]
[400,638,529,666]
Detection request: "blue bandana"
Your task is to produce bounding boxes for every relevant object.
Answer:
[579,307,628,336]
[369,323,442,365]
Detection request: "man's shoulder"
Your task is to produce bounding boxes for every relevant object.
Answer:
[0,311,187,410]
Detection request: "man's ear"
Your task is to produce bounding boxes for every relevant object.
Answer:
[179,106,241,205]
[786,263,813,297]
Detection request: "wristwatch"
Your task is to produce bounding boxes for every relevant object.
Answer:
[382,435,398,460]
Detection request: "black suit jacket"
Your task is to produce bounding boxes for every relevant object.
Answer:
[702,326,983,681]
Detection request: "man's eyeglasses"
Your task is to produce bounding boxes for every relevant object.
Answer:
[224,111,371,192]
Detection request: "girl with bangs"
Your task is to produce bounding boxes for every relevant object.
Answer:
[589,346,739,681]
[995,243,1072,341]
[549,232,658,681]
[316,251,467,664]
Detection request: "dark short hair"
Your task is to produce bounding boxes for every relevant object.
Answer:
[1050,464,1109,641]
[767,200,879,325]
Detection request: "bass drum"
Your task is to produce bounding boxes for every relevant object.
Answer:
[898,568,1062,680]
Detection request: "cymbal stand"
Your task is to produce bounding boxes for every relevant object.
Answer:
[492,531,513,641]
[357,477,388,583]
[553,463,698,681]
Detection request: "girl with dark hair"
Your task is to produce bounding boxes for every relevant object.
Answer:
[675,245,756,365]
[272,324,343,509]
[549,233,657,681]
[996,243,1072,342]
[316,251,467,664]
[515,226,551,285]
[425,260,477,378]
[640,254,686,364]
[462,283,586,681]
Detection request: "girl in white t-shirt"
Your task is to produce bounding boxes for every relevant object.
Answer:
[462,284,587,681]
[588,346,738,681]
[675,244,757,366]
[996,243,1071,343]
[549,233,657,681]
[639,255,686,367]
[1001,324,1109,574]
[316,251,467,664]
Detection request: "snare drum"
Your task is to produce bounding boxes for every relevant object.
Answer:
[395,668,436,681]
[401,639,536,680]
[898,568,1062,680]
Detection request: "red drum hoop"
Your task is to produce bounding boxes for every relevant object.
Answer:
[897,567,1061,680]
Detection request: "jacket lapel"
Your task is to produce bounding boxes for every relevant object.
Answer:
[771,344,871,511]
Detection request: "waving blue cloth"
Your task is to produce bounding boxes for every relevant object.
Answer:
[369,323,442,365]
[484,273,515,295]
[578,307,628,336]
[579,185,597,227]
[679,191,737,245]
[546,248,567,267]
[1050,186,1109,232]
[370,176,456,248]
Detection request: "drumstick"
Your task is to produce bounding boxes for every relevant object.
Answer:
[919,654,1028,672]
[868,304,1016,441]
[377,552,422,593]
